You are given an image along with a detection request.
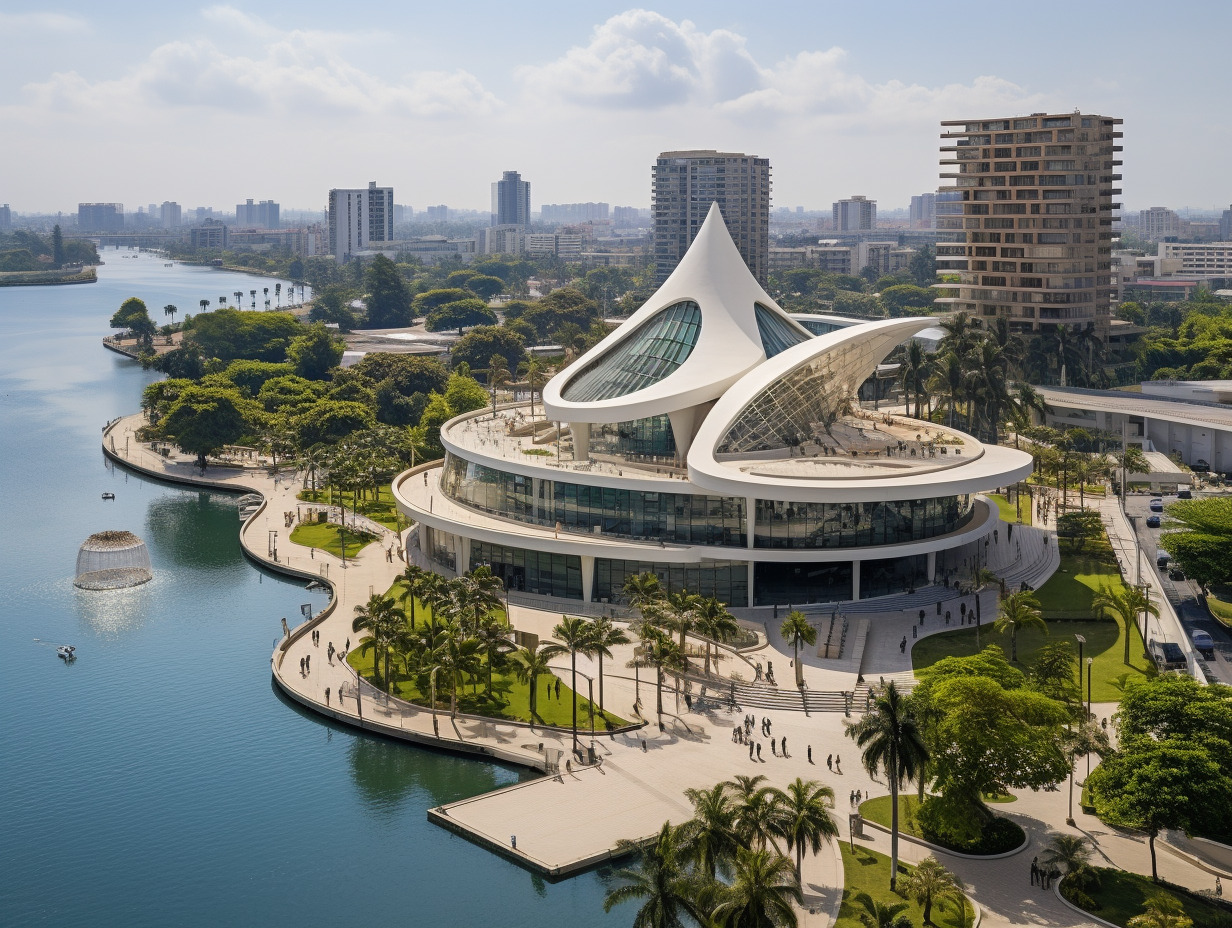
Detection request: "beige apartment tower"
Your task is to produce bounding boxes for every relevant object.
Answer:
[937,112,1122,338]
[652,150,771,284]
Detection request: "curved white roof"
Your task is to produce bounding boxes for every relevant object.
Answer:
[542,202,809,424]
[687,317,1035,502]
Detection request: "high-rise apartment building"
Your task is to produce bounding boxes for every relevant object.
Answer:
[327,181,393,261]
[0,204,11,232]
[491,171,530,227]
[1138,206,1180,243]
[652,149,771,284]
[78,203,124,232]
[909,193,936,229]
[937,111,1122,337]
[1220,205,1232,242]
[236,198,280,229]
[541,202,609,224]
[426,205,449,222]
[160,201,181,229]
[833,196,876,232]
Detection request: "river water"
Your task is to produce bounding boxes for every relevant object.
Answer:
[0,251,616,926]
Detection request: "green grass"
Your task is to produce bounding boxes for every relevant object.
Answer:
[298,485,403,531]
[911,615,1152,703]
[1071,867,1232,927]
[837,841,973,928]
[1207,587,1232,627]
[989,493,1032,526]
[858,795,1023,855]
[289,521,377,558]
[346,645,630,730]
[1032,550,1124,619]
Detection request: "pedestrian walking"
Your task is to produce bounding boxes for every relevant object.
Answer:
[807,745,813,764]
[855,789,862,804]
[849,790,855,806]
[900,635,907,653]
[945,610,951,625]
[325,687,331,706]
[299,657,305,674]
[835,754,841,772]
[305,654,310,673]
[1217,876,1223,896]
[756,743,762,761]
[771,740,777,756]
[1030,856,1039,885]
[827,753,833,771]
[555,679,561,699]
[781,736,787,757]
[749,741,755,760]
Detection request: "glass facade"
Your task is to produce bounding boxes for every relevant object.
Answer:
[561,300,701,401]
[755,302,811,358]
[594,560,748,606]
[754,496,973,549]
[441,453,746,546]
[860,555,928,599]
[470,541,583,599]
[590,415,677,458]
[754,561,853,606]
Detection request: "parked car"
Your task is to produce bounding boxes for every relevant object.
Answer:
[1149,638,1188,671]
[1150,498,1164,512]
[1170,566,1187,581]
[1191,629,1216,659]
[1157,552,1172,568]
[1177,488,1193,500]
[1147,515,1161,528]
[1193,459,1211,473]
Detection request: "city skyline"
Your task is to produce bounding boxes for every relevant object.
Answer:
[2,2,1230,214]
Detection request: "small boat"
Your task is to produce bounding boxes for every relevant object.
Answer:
[164,263,173,267]
[101,492,115,500]
[57,645,76,661]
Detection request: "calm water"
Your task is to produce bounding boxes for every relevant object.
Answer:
[0,251,615,926]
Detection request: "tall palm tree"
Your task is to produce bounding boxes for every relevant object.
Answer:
[351,593,405,692]
[639,624,685,726]
[681,782,739,880]
[898,856,963,926]
[275,282,282,305]
[517,356,547,418]
[847,681,929,891]
[552,615,593,755]
[928,350,966,430]
[694,597,739,676]
[709,847,802,928]
[164,304,178,324]
[665,590,701,669]
[779,611,816,688]
[624,571,665,624]
[234,290,243,307]
[603,822,702,928]
[218,296,226,308]
[1093,585,1158,665]
[510,642,563,722]
[1041,833,1093,877]
[769,778,838,884]
[993,590,1047,662]
[250,289,257,308]
[588,616,629,716]
[733,786,784,855]
[899,339,928,420]
[199,298,209,314]
[854,893,912,928]
[726,774,769,803]
[465,564,506,620]
[428,622,482,718]
[397,564,424,629]
[474,613,514,697]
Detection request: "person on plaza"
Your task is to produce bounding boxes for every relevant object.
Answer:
[781,736,787,757]
[835,754,841,772]
[749,740,754,760]
[771,740,777,756]
[325,687,330,706]
[1030,856,1039,885]
[755,742,762,761]
[807,745,813,764]
[827,754,833,771]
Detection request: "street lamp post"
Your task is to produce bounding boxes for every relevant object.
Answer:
[1086,657,1094,776]
[1075,634,1086,714]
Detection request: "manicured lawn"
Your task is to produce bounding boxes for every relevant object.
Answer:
[1070,867,1231,927]
[1032,551,1124,619]
[1206,587,1232,627]
[989,493,1032,526]
[346,646,630,730]
[298,485,403,531]
[289,521,377,558]
[837,841,973,928]
[859,795,1024,856]
[911,616,1153,703]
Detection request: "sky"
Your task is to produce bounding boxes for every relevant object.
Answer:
[3,1,1230,216]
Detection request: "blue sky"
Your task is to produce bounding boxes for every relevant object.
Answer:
[2,2,1229,215]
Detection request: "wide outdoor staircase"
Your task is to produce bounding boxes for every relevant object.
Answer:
[679,670,902,714]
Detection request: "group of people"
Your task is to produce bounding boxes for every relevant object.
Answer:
[1030,856,1061,890]
[730,714,845,772]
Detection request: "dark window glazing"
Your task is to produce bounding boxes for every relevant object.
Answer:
[753,561,853,605]
[594,560,748,607]
[860,555,928,599]
[754,496,973,549]
[755,303,811,357]
[590,416,677,458]
[470,541,582,600]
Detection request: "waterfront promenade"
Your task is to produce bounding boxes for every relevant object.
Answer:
[102,412,1226,926]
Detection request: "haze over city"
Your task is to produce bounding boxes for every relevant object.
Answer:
[3,0,1230,213]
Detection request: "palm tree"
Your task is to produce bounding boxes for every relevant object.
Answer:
[517,356,547,418]
[639,624,685,726]
[780,611,816,688]
[1127,894,1194,928]
[693,597,740,676]
[603,822,702,928]
[1092,585,1158,665]
[665,590,701,669]
[1041,833,1093,877]
[709,847,802,928]
[552,615,593,755]
[164,304,178,324]
[588,616,629,717]
[510,642,563,722]
[733,786,785,855]
[928,350,966,430]
[898,856,963,926]
[250,289,257,308]
[899,339,928,420]
[218,296,226,308]
[769,778,838,884]
[429,622,483,718]
[624,571,665,624]
[846,681,929,891]
[198,298,209,314]
[351,593,405,692]
[853,893,912,928]
[681,782,739,879]
[993,590,1047,662]
[474,613,514,697]
[234,290,243,307]
[275,282,282,306]
[726,774,769,803]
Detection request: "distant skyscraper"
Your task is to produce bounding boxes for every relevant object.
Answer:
[833,196,876,232]
[937,111,1122,338]
[236,198,280,229]
[77,203,124,232]
[541,202,609,224]
[1139,206,1181,242]
[908,194,936,229]
[327,182,393,261]
[1221,205,1232,242]
[652,149,771,284]
[0,204,11,232]
[160,201,181,229]
[426,205,449,222]
[491,171,530,226]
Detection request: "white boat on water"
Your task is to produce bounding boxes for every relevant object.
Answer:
[56,645,76,660]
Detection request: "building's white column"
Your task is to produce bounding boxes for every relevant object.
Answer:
[581,555,595,602]
[851,559,861,601]
[746,498,756,549]
[927,551,937,584]
[570,422,590,462]
[459,535,471,574]
[747,560,755,608]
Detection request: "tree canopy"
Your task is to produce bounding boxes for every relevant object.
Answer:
[1160,497,1232,587]
[158,384,261,467]
[451,325,528,373]
[425,298,497,335]
[184,308,302,363]
[287,323,346,380]
[364,254,414,328]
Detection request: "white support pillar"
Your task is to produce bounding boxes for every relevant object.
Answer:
[570,422,590,462]
[851,560,861,601]
[746,498,756,549]
[747,560,755,608]
[458,535,471,574]
[581,555,595,603]
[927,551,937,584]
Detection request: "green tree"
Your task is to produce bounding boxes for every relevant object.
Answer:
[853,893,912,928]
[364,254,413,328]
[993,590,1047,662]
[898,856,963,926]
[1160,497,1232,587]
[412,287,470,316]
[465,274,505,301]
[847,681,928,890]
[709,847,802,928]
[287,323,345,380]
[588,616,629,717]
[769,777,837,885]
[1040,832,1093,877]
[1127,894,1194,928]
[51,224,64,267]
[451,325,528,373]
[1092,585,1157,665]
[552,615,594,756]
[425,298,497,335]
[510,642,562,722]
[779,611,816,688]
[443,372,489,415]
[351,593,405,692]
[110,296,154,338]
[681,782,739,880]
[186,308,301,363]
[603,822,702,928]
[909,245,937,287]
[415,393,455,459]
[1027,641,1080,706]
[159,384,259,468]
[693,597,739,676]
[309,284,359,331]
[881,284,936,316]
[292,399,374,447]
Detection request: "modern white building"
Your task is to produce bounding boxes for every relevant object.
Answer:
[394,205,1032,607]
[328,182,394,261]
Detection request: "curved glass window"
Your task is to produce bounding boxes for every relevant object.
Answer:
[441,452,745,546]
[755,302,811,358]
[561,300,700,401]
[590,416,676,459]
[753,496,974,549]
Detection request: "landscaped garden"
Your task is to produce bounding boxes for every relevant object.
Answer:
[298,485,402,531]
[836,842,973,928]
[1062,867,1231,927]
[989,492,1032,526]
[288,520,377,558]
[859,795,1024,856]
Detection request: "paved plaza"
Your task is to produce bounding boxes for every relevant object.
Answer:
[103,413,1229,926]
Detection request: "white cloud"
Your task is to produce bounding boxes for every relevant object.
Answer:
[0,11,87,33]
